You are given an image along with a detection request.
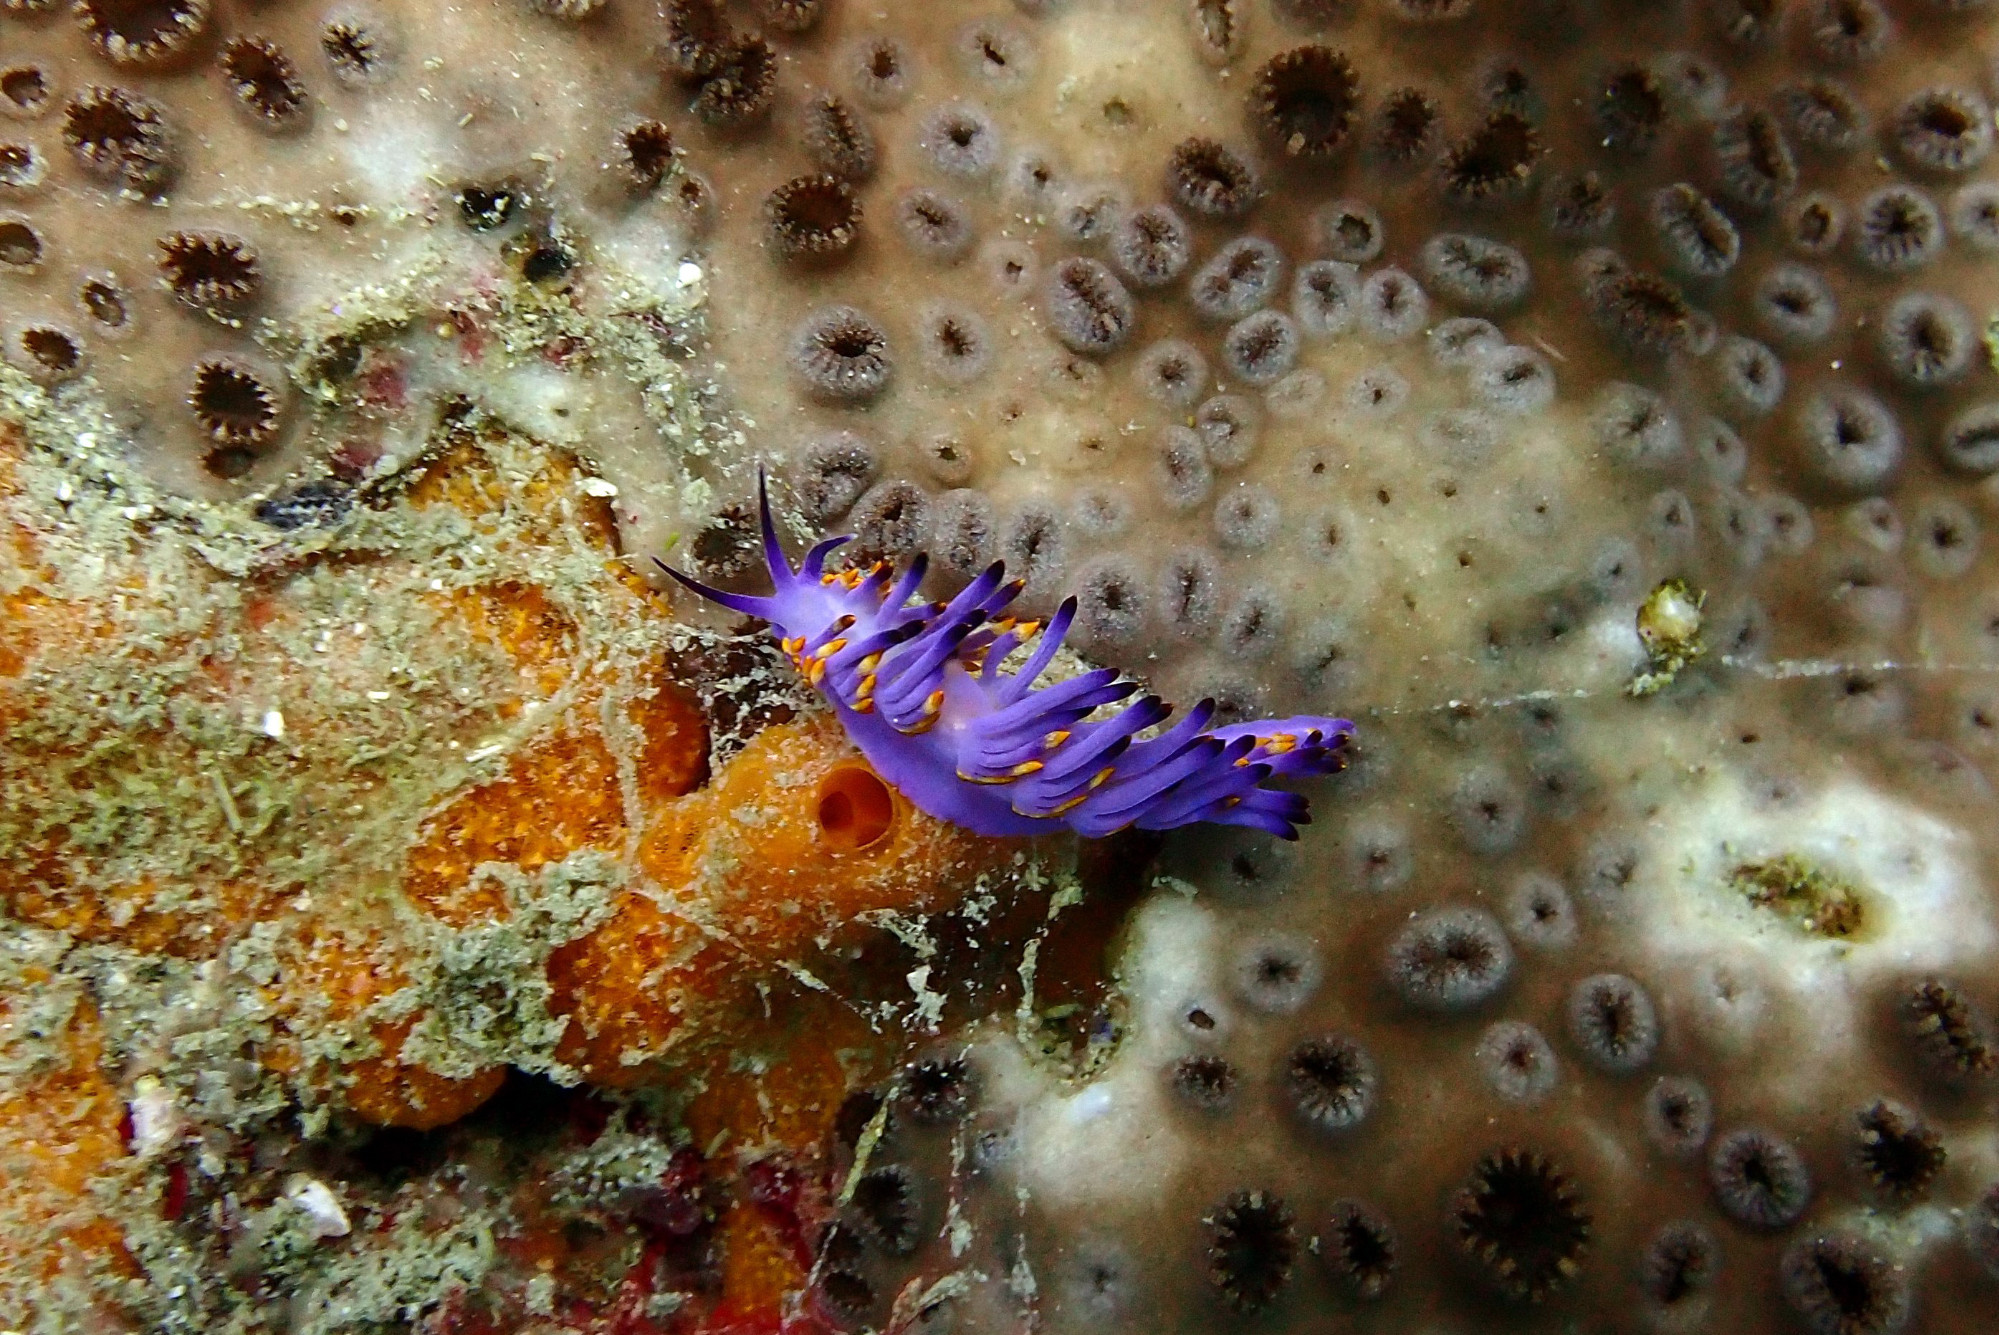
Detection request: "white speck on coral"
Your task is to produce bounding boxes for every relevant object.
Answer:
[907,964,946,1031]
[1584,608,1647,675]
[1068,1084,1114,1121]
[127,1076,180,1158]
[581,477,619,498]
[260,710,285,740]
[282,1174,351,1238]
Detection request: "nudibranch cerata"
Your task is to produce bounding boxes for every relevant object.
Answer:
[660,481,1353,839]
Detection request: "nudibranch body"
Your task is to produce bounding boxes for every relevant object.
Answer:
[662,484,1353,840]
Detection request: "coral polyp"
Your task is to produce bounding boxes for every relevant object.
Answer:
[1451,1148,1592,1303]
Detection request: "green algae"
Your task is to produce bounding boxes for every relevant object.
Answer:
[1628,578,1706,698]
[547,1118,690,1218]
[105,1174,501,1335]
[1729,853,1868,939]
[390,851,625,1086]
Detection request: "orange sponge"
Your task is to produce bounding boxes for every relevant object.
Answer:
[403,726,632,927]
[0,1002,133,1282]
[538,716,1018,1084]
[644,714,1014,949]
[270,929,507,1132]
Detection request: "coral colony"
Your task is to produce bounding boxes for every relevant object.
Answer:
[6,0,1999,1333]
[662,481,1353,838]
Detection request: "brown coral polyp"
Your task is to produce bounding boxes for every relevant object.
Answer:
[848,35,911,110]
[687,36,776,127]
[1172,1053,1237,1108]
[1780,78,1868,152]
[14,325,82,382]
[1373,85,1441,164]
[1441,110,1540,204]
[791,305,893,402]
[1584,261,1697,355]
[1898,977,1999,1083]
[1596,64,1666,156]
[0,64,52,118]
[901,1056,971,1124]
[1893,87,1994,173]
[1544,171,1614,237]
[1712,108,1798,209]
[1452,1148,1592,1302]
[0,142,42,192]
[0,215,42,270]
[319,19,388,84]
[1252,46,1359,159]
[1321,1199,1396,1299]
[75,276,127,331]
[188,354,285,464]
[758,0,821,33]
[1167,136,1260,218]
[765,174,862,264]
[1641,1221,1719,1311]
[957,18,1035,91]
[1852,1099,1945,1201]
[1808,0,1893,63]
[156,230,261,309]
[664,0,731,77]
[221,36,309,131]
[1204,1190,1296,1313]
[615,118,678,194]
[1042,255,1134,355]
[1709,1125,1813,1227]
[62,84,174,193]
[1286,1033,1376,1130]
[74,0,212,67]
[801,92,876,182]
[1778,1233,1912,1335]
[1187,0,1245,65]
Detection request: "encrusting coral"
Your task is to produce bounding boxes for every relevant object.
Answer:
[6,0,1999,1331]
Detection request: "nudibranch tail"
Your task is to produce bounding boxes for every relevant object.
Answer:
[659,472,1355,840]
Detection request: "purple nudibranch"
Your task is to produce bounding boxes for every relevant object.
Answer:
[659,480,1354,840]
